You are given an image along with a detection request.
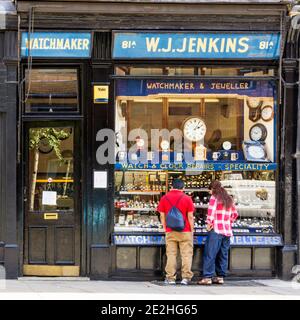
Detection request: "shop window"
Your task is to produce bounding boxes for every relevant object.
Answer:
[113,73,278,247]
[24,68,79,113]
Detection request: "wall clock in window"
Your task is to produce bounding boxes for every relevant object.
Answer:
[249,123,268,142]
[261,105,274,122]
[246,98,263,122]
[38,138,54,154]
[182,117,206,142]
[243,141,269,162]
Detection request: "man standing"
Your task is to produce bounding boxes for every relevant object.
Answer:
[157,179,195,285]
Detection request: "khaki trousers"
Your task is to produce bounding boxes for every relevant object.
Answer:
[165,231,194,281]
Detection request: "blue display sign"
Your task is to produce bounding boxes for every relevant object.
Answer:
[113,234,283,247]
[115,161,277,172]
[113,32,280,59]
[116,79,276,98]
[21,32,92,58]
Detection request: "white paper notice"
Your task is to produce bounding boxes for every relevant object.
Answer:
[94,171,107,189]
[42,191,57,206]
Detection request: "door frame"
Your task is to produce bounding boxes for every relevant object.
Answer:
[21,120,84,275]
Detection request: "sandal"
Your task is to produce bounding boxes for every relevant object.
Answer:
[212,277,224,285]
[198,278,212,285]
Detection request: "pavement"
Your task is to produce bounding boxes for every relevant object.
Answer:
[0,278,299,299]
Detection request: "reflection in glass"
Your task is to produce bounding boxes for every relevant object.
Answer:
[28,127,74,212]
[25,69,78,113]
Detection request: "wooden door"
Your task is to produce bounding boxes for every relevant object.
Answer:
[23,124,81,276]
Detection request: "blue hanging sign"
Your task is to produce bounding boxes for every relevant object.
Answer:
[21,32,92,58]
[113,32,281,59]
[116,79,276,98]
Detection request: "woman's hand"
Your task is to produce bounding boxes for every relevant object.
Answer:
[206,223,213,231]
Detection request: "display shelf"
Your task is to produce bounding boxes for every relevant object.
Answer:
[120,207,157,212]
[194,205,209,209]
[118,191,162,195]
[184,188,210,192]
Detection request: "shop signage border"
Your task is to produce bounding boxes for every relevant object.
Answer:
[113,32,280,60]
[21,31,93,58]
[113,234,283,247]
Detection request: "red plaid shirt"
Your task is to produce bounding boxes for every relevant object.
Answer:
[206,196,239,237]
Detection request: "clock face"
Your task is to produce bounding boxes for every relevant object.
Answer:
[261,105,274,121]
[249,124,267,142]
[248,145,265,159]
[222,141,232,150]
[183,117,206,142]
[38,138,54,154]
[160,140,170,151]
[136,138,145,148]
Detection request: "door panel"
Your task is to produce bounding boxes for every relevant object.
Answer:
[28,227,47,264]
[54,226,75,264]
[24,124,81,276]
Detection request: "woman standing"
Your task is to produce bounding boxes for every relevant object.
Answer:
[198,181,238,285]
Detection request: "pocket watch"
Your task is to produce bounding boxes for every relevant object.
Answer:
[249,123,268,142]
[182,117,206,142]
[261,105,274,122]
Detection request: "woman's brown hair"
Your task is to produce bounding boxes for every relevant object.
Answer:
[209,180,233,210]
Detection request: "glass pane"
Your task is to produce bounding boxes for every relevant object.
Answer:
[28,127,74,212]
[116,99,163,150]
[200,67,276,77]
[25,69,79,113]
[115,66,195,76]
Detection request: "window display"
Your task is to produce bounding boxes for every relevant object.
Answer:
[114,66,278,237]
[114,170,275,234]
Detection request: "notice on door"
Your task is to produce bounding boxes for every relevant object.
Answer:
[42,191,57,206]
[94,171,107,189]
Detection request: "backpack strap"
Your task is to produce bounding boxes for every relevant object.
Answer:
[165,193,185,208]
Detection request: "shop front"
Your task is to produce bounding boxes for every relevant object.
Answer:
[15,0,297,280]
[111,32,282,279]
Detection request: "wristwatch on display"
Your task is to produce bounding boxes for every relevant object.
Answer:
[243,141,270,162]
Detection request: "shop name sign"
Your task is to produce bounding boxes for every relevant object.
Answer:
[113,32,280,59]
[21,32,92,58]
[117,79,275,97]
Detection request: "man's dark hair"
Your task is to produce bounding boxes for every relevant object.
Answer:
[172,178,184,190]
